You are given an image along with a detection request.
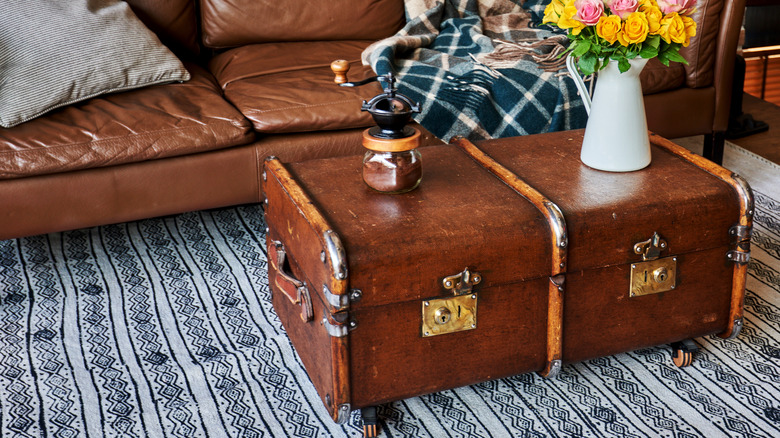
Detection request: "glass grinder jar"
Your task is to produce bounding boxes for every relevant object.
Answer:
[331,60,422,194]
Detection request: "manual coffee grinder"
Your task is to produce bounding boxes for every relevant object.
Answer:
[331,60,422,194]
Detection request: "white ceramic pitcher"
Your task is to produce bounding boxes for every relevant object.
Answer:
[567,56,651,172]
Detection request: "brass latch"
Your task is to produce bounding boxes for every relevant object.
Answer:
[633,232,667,261]
[442,267,481,296]
[630,232,677,297]
[422,268,481,337]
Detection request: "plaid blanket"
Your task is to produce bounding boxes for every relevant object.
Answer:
[362,0,588,142]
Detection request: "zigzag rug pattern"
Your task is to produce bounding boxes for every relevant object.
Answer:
[0,144,778,437]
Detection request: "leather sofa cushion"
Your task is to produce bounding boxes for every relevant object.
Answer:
[126,0,200,56]
[210,41,381,134]
[640,58,686,95]
[645,87,715,138]
[680,0,724,89]
[200,0,404,48]
[0,63,254,179]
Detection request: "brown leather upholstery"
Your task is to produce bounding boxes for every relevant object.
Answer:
[253,123,441,164]
[645,88,717,139]
[642,0,745,142]
[680,0,724,89]
[210,41,381,133]
[0,143,262,241]
[0,63,254,179]
[640,58,686,95]
[712,0,747,133]
[200,0,405,48]
[126,0,199,55]
[0,124,441,240]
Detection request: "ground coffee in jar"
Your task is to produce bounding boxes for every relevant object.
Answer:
[361,128,422,194]
[363,149,422,193]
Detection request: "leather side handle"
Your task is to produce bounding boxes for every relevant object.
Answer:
[269,241,314,322]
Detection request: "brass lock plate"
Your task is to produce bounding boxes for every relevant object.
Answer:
[630,256,677,297]
[421,294,477,337]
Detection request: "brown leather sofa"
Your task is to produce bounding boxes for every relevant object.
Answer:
[0,0,745,241]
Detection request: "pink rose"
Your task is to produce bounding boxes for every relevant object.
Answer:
[656,0,696,14]
[608,0,639,19]
[575,0,605,26]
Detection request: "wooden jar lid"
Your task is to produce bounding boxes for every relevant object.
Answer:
[362,128,421,152]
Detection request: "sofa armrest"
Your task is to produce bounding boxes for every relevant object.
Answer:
[713,0,747,132]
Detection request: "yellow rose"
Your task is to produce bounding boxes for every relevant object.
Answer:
[659,12,686,44]
[596,15,622,44]
[558,4,587,35]
[543,0,566,25]
[681,15,697,47]
[617,12,650,46]
[638,0,660,7]
[640,5,663,35]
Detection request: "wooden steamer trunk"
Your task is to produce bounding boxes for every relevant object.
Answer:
[262,130,752,435]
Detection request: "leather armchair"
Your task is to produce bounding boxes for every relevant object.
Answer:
[642,0,747,164]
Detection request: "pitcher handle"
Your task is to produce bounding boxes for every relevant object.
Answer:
[566,54,592,115]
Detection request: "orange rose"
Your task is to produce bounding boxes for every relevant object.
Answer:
[640,5,663,35]
[543,0,566,25]
[596,15,622,44]
[681,15,697,47]
[558,2,587,35]
[659,12,686,44]
[617,12,650,46]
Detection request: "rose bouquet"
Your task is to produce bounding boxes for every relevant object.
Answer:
[542,0,697,75]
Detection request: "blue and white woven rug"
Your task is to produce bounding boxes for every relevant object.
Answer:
[1,141,778,437]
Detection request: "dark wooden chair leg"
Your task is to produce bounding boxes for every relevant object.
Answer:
[703,131,725,165]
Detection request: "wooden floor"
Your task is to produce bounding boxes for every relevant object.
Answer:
[730,93,780,165]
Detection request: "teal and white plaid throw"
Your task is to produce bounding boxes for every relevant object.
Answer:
[362,0,588,142]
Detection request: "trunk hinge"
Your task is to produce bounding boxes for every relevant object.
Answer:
[323,283,350,312]
[322,313,350,338]
[727,224,752,265]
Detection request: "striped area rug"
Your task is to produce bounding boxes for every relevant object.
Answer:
[0,143,778,437]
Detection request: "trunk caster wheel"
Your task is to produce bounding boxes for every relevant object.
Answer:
[361,406,378,438]
[671,339,697,367]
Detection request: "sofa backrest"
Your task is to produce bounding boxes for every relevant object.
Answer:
[199,0,406,49]
[679,0,725,89]
[126,0,200,56]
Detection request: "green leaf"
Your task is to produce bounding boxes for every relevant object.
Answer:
[657,50,671,66]
[639,44,658,59]
[645,35,661,49]
[639,35,661,59]
[618,57,631,73]
[665,49,688,64]
[579,52,598,76]
[572,40,592,57]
